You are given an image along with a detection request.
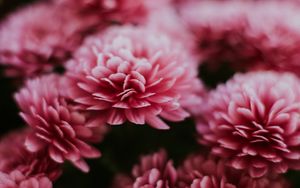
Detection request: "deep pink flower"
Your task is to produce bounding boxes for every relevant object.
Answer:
[15,74,105,172]
[177,154,289,188]
[179,1,300,74]
[0,2,100,78]
[196,71,300,177]
[0,170,52,188]
[0,128,62,181]
[66,26,202,129]
[112,150,177,188]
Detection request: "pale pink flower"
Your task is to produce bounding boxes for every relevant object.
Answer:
[196,71,300,177]
[112,150,177,188]
[15,74,105,172]
[0,2,100,78]
[177,154,289,188]
[0,170,52,188]
[0,128,62,181]
[179,1,300,74]
[143,0,195,51]
[66,26,202,129]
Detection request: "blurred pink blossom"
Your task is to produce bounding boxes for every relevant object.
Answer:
[66,26,203,129]
[54,0,157,24]
[196,71,300,177]
[15,74,107,172]
[0,170,52,188]
[143,0,195,50]
[0,128,62,181]
[0,2,101,78]
[179,0,300,74]
[112,150,177,188]
[177,154,289,188]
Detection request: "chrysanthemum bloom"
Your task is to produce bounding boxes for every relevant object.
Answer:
[0,2,100,78]
[177,154,289,188]
[0,128,62,181]
[196,71,300,177]
[15,74,105,172]
[0,170,52,188]
[179,1,300,74]
[112,150,177,188]
[66,26,203,129]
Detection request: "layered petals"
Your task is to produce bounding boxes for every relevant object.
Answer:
[66,26,203,129]
[15,74,106,172]
[196,71,300,177]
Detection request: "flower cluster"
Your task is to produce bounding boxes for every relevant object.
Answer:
[1,0,300,187]
[113,150,289,188]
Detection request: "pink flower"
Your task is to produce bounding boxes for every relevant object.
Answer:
[112,150,177,188]
[196,71,300,177]
[54,0,151,24]
[15,74,105,172]
[0,170,52,188]
[177,154,289,188]
[0,2,100,78]
[143,0,195,51]
[0,128,62,181]
[179,1,300,74]
[66,26,202,129]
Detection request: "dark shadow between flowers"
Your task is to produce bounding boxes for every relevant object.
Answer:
[54,118,203,188]
[0,67,23,136]
[199,61,236,88]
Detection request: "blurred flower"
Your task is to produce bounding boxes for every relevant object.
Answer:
[112,149,177,188]
[179,0,300,74]
[66,26,202,129]
[0,170,52,188]
[54,0,152,24]
[0,128,62,181]
[177,154,289,188]
[143,0,195,51]
[0,1,101,78]
[15,74,106,172]
[196,71,300,177]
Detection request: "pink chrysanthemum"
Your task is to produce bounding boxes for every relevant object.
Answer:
[196,71,300,177]
[179,1,300,74]
[15,74,105,172]
[177,154,289,188]
[0,2,100,78]
[0,170,52,188]
[66,26,203,129]
[0,128,62,181]
[112,150,177,188]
